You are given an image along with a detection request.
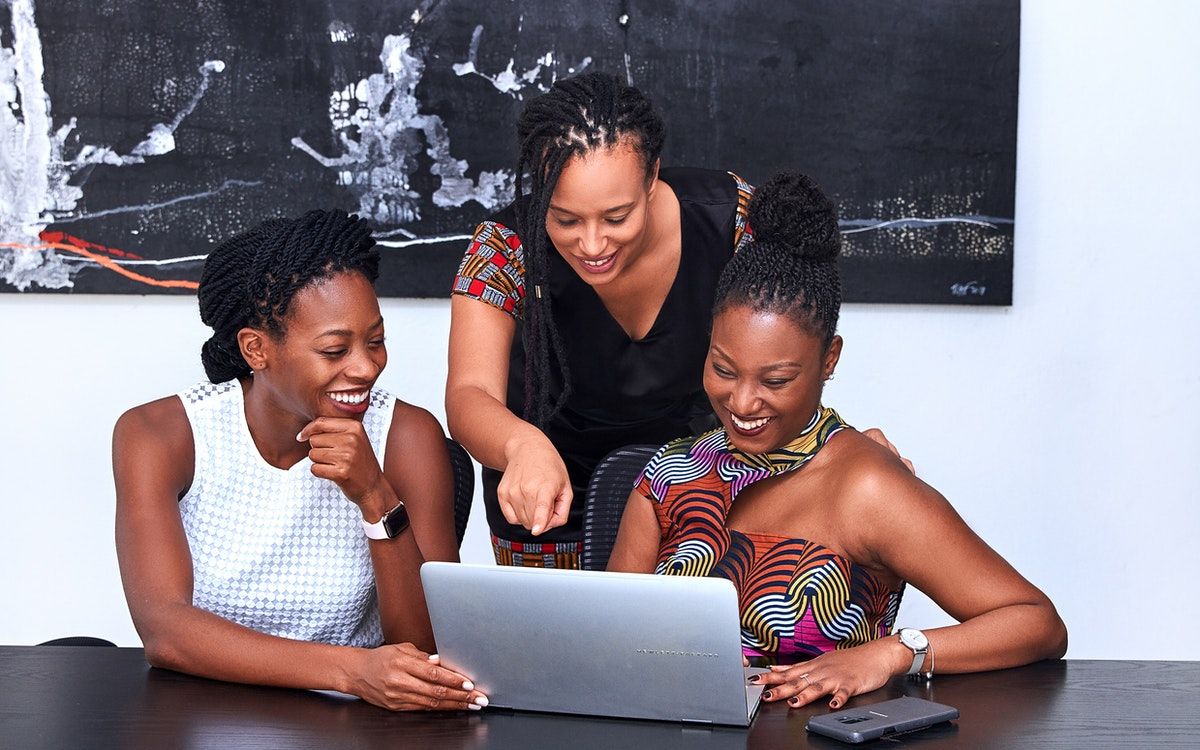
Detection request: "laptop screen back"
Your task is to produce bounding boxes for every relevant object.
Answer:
[421,563,756,725]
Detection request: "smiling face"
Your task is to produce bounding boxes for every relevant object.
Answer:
[544,141,657,285]
[704,304,842,454]
[245,271,387,422]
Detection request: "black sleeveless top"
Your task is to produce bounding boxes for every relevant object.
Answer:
[452,167,754,543]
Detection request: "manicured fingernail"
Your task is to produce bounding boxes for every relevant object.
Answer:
[748,675,760,683]
[762,690,773,700]
[427,654,439,661]
[462,680,474,690]
[789,697,800,706]
[474,695,489,707]
[468,704,481,711]
[296,432,304,441]
[531,524,542,535]
[831,700,841,708]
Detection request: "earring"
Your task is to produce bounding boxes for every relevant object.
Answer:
[825,373,836,382]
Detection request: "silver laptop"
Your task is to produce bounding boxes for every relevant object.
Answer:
[421,563,766,726]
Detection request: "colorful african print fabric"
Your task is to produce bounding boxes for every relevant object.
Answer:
[491,534,581,569]
[451,171,755,320]
[636,408,904,664]
[452,221,526,317]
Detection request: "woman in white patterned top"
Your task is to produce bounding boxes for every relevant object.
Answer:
[114,210,487,712]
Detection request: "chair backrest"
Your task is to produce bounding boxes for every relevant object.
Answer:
[581,444,660,571]
[37,637,116,647]
[445,438,474,549]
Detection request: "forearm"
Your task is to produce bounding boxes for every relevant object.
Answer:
[358,483,436,651]
[446,383,544,471]
[368,533,434,651]
[137,603,360,693]
[890,601,1067,676]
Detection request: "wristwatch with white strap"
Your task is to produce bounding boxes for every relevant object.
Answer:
[360,501,410,540]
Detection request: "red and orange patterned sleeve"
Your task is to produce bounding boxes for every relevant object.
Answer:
[729,171,755,253]
[451,220,527,319]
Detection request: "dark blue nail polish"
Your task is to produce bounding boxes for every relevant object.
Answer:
[762,690,772,700]
[748,675,760,683]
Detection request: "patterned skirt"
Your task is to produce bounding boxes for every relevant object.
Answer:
[491,534,582,569]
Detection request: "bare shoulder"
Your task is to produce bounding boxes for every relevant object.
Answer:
[113,395,195,499]
[382,399,449,472]
[822,428,944,515]
[114,396,192,455]
[387,399,446,447]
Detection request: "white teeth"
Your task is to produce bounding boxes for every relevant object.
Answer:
[731,414,771,431]
[582,257,611,267]
[329,391,368,404]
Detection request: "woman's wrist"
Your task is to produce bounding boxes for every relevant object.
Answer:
[502,424,548,464]
[879,634,917,677]
[331,646,364,696]
[356,478,398,522]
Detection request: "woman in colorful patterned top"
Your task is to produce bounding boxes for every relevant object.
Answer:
[114,211,486,712]
[446,72,755,567]
[609,172,1067,710]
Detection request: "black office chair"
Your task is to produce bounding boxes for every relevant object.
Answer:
[581,444,660,571]
[446,438,474,548]
[38,637,116,647]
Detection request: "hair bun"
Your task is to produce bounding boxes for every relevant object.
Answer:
[747,171,840,262]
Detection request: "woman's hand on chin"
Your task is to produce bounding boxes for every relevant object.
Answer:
[348,642,488,712]
[298,417,388,512]
[752,638,907,710]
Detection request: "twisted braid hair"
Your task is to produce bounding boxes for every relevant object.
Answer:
[198,209,380,383]
[514,71,666,427]
[715,171,842,350]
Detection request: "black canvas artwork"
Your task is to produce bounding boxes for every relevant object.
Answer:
[0,0,1018,304]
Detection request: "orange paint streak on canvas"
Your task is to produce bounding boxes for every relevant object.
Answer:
[0,242,199,290]
[38,231,147,260]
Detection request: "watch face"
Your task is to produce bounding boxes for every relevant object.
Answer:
[382,503,411,538]
[899,628,928,650]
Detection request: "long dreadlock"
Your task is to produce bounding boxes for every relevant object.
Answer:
[513,72,665,427]
[198,209,380,383]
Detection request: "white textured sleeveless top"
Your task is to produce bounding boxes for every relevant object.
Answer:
[178,379,395,648]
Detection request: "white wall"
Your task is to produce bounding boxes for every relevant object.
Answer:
[2,2,1197,658]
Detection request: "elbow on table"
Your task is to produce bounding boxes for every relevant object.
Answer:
[1034,599,1069,662]
[1045,612,1069,661]
[141,630,190,672]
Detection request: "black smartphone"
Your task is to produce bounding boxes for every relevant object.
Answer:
[805,696,959,744]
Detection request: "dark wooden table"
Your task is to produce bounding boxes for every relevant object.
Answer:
[2,646,1198,749]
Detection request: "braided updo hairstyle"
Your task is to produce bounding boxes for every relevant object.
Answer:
[514,71,666,427]
[198,209,380,383]
[714,171,842,350]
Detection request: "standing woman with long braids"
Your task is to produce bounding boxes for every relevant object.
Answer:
[114,210,487,711]
[447,72,757,567]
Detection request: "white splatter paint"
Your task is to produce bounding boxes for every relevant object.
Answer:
[374,233,471,249]
[328,21,354,43]
[452,24,589,99]
[293,32,515,226]
[840,215,1013,234]
[839,180,1012,261]
[0,0,228,290]
[53,179,262,223]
